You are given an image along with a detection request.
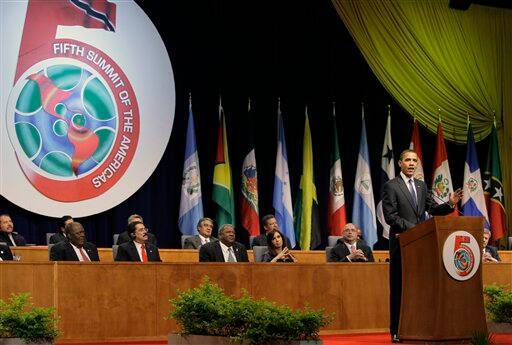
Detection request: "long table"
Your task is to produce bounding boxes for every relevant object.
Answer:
[0,262,510,342]
[9,246,512,263]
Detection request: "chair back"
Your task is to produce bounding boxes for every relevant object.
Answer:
[48,243,55,260]
[328,236,342,247]
[113,234,119,245]
[253,246,268,262]
[325,246,333,262]
[46,233,55,245]
[249,236,257,247]
[112,245,119,261]
[181,235,195,249]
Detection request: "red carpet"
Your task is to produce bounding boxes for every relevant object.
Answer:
[56,333,512,345]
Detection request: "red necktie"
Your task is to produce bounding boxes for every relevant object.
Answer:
[141,244,148,262]
[350,245,356,254]
[79,247,90,262]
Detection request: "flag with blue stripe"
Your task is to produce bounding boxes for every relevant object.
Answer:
[178,104,204,235]
[352,110,377,248]
[273,108,296,248]
[462,124,489,229]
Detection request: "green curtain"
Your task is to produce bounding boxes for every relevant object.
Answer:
[332,0,511,237]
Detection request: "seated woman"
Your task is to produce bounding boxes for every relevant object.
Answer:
[262,230,297,263]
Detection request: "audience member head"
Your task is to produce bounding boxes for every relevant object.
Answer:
[0,213,14,234]
[483,229,492,247]
[127,221,148,244]
[127,214,143,225]
[262,214,279,234]
[196,217,214,238]
[218,224,236,247]
[398,149,418,178]
[65,222,86,248]
[266,229,286,256]
[342,223,359,245]
[58,215,73,233]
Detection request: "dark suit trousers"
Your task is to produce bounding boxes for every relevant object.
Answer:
[389,235,401,335]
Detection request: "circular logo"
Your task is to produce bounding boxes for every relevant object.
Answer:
[1,2,175,217]
[442,231,481,281]
[10,62,118,180]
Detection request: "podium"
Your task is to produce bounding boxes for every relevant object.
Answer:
[398,216,487,342]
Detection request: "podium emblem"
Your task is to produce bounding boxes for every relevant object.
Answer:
[442,231,481,281]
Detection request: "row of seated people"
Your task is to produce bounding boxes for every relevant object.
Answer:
[0,212,502,263]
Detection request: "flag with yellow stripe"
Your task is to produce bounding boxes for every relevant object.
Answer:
[212,104,235,227]
[294,110,321,250]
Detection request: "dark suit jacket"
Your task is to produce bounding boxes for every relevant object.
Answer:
[115,241,161,262]
[328,241,374,262]
[251,234,290,248]
[49,232,67,244]
[117,231,157,246]
[199,241,249,262]
[485,246,501,261]
[50,240,100,261]
[382,176,453,237]
[0,244,13,261]
[184,235,217,249]
[0,232,26,246]
[382,175,454,334]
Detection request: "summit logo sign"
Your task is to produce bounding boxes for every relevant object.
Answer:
[1,0,175,217]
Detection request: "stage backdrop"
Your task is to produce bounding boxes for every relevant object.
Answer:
[0,0,494,250]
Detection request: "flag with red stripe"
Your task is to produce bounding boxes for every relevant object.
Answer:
[328,105,346,236]
[431,121,457,216]
[483,122,507,243]
[240,100,260,236]
[409,119,424,181]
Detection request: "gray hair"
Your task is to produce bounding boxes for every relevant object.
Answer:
[127,214,143,224]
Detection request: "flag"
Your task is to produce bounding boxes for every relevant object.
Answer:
[294,110,321,250]
[483,122,507,242]
[376,110,394,239]
[431,121,457,216]
[212,103,235,227]
[240,100,260,236]
[15,0,117,82]
[352,108,377,248]
[462,123,490,229]
[273,103,295,248]
[409,119,424,181]
[178,101,204,235]
[328,105,346,236]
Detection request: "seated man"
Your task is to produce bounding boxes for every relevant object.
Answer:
[184,217,217,249]
[328,223,374,262]
[49,215,73,244]
[115,221,161,262]
[0,243,14,261]
[483,229,501,263]
[0,213,26,246]
[199,224,249,262]
[251,214,290,248]
[117,214,157,246]
[50,222,100,261]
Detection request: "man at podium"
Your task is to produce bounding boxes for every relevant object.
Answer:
[382,149,463,342]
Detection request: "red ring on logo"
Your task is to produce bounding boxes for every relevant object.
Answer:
[12,38,139,202]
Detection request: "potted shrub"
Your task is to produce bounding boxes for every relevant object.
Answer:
[0,293,59,344]
[168,277,332,345]
[483,285,512,334]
